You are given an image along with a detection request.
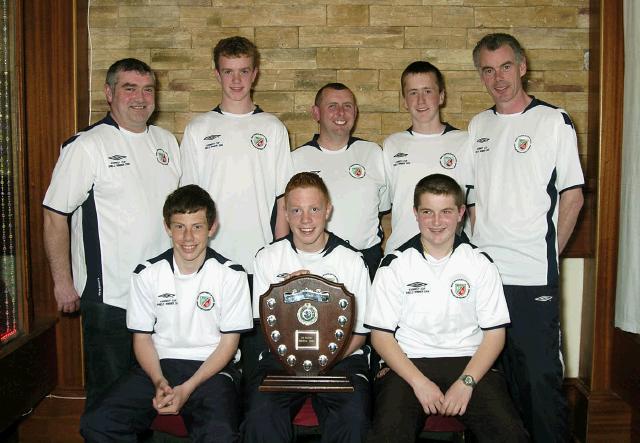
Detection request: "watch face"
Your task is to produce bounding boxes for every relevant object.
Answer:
[462,375,476,387]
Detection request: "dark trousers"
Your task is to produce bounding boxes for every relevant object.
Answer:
[241,351,371,443]
[360,243,384,282]
[501,285,568,443]
[80,300,134,410]
[368,357,528,443]
[80,359,242,443]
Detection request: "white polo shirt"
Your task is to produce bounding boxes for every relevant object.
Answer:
[468,98,585,286]
[365,235,509,358]
[180,106,294,273]
[292,136,390,250]
[382,125,470,253]
[127,248,253,361]
[252,233,370,335]
[43,114,181,309]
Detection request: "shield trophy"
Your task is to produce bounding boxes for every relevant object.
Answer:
[258,274,355,392]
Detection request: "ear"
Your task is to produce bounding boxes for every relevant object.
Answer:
[311,104,321,123]
[439,89,445,106]
[208,220,219,238]
[519,57,527,78]
[104,83,113,104]
[457,205,466,223]
[250,67,258,84]
[413,206,419,221]
[325,202,333,221]
[214,68,222,84]
[164,221,172,238]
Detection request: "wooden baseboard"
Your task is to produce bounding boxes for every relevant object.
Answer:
[566,378,632,442]
[19,395,85,443]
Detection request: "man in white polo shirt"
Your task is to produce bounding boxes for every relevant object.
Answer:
[293,83,390,279]
[241,172,371,443]
[43,58,181,409]
[365,174,527,443]
[468,33,584,442]
[180,36,293,276]
[383,61,470,254]
[81,185,252,442]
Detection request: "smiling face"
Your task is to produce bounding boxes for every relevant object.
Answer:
[166,209,216,274]
[413,192,464,258]
[285,186,333,253]
[312,88,357,147]
[215,55,258,113]
[403,72,444,133]
[478,44,529,114]
[104,70,155,133]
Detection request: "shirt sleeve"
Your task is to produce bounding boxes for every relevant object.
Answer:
[274,121,293,198]
[43,138,97,214]
[554,110,585,192]
[474,255,510,329]
[376,146,392,212]
[219,266,253,333]
[364,254,402,332]
[126,266,156,333]
[179,123,200,186]
[251,250,273,320]
[381,137,395,207]
[347,253,371,335]
[464,123,477,207]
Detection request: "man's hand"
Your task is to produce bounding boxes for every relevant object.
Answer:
[54,282,80,313]
[154,383,193,415]
[412,377,445,415]
[439,380,473,416]
[152,379,174,412]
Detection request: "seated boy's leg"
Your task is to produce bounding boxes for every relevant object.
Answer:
[80,366,156,443]
[458,368,529,443]
[240,352,307,443]
[313,353,371,443]
[367,364,426,443]
[180,362,242,443]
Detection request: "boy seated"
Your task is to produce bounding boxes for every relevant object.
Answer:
[364,174,528,443]
[241,172,371,443]
[81,185,253,443]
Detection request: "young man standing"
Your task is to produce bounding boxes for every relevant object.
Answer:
[43,59,181,409]
[81,185,252,442]
[382,61,470,254]
[469,33,584,442]
[365,174,527,443]
[241,172,371,443]
[293,83,390,279]
[180,36,293,277]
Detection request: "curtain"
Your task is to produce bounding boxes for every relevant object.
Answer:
[615,0,640,333]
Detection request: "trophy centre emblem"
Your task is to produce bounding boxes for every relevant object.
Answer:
[297,303,319,326]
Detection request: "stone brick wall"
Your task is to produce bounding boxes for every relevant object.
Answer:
[88,0,589,161]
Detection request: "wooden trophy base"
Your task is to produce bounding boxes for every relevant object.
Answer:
[259,374,354,392]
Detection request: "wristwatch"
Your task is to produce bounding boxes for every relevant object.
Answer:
[459,374,477,388]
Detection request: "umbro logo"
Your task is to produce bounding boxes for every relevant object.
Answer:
[476,138,489,143]
[107,154,130,168]
[158,293,175,299]
[393,152,408,158]
[204,134,221,141]
[407,282,427,288]
[310,170,321,175]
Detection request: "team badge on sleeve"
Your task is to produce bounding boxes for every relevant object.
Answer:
[251,133,268,150]
[514,135,532,153]
[196,292,215,311]
[349,164,366,178]
[156,149,170,165]
[439,153,457,169]
[450,279,470,298]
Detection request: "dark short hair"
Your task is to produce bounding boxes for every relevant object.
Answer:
[213,36,260,71]
[163,185,217,228]
[314,82,354,106]
[285,172,331,204]
[472,33,525,69]
[105,58,155,90]
[400,61,445,96]
[413,174,464,208]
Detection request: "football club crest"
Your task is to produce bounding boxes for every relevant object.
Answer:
[251,133,268,150]
[514,135,532,153]
[196,292,214,311]
[450,279,470,299]
[156,149,169,165]
[439,153,457,169]
[349,164,366,179]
